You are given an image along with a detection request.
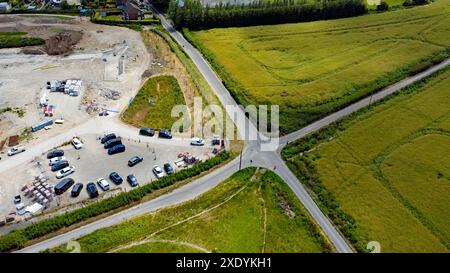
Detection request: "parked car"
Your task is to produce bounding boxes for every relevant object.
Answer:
[71,183,83,197]
[99,111,109,117]
[158,130,172,139]
[152,165,165,179]
[212,135,221,145]
[101,133,116,144]
[56,166,76,179]
[72,137,83,150]
[108,144,126,155]
[13,195,21,204]
[51,160,69,172]
[139,128,155,137]
[190,137,205,146]
[7,146,25,156]
[54,178,75,195]
[47,149,64,159]
[104,137,122,149]
[86,182,98,198]
[127,174,138,187]
[109,172,123,185]
[163,163,174,174]
[49,156,66,166]
[97,178,110,191]
[128,156,143,167]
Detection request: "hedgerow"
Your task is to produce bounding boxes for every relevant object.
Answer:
[0,151,231,252]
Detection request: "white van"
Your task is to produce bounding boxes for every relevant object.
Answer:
[8,146,25,156]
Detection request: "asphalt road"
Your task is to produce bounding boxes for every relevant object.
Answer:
[12,8,450,253]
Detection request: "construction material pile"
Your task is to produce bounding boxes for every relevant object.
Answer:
[45,31,82,56]
[99,88,121,100]
[47,79,82,96]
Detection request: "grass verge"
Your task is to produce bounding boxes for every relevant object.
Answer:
[0,151,232,252]
[47,168,332,253]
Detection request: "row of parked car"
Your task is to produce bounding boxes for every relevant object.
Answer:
[54,171,140,198]
[101,133,126,155]
[139,128,172,139]
[47,149,76,179]
[127,155,174,178]
[139,127,208,146]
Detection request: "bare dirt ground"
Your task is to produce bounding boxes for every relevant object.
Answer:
[0,133,214,231]
[0,15,150,148]
[0,15,219,230]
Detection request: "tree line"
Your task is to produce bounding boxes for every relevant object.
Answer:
[168,0,368,30]
[0,151,231,252]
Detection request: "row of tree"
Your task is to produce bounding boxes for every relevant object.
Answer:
[168,0,368,30]
[0,151,231,252]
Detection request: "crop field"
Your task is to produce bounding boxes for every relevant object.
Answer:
[282,68,450,252]
[0,32,45,48]
[188,0,450,133]
[50,168,331,253]
[122,75,186,130]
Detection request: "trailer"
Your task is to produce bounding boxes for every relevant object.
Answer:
[31,119,53,132]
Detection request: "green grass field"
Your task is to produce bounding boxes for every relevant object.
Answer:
[365,0,405,9]
[188,0,450,133]
[282,67,450,252]
[122,75,186,130]
[0,32,45,49]
[50,168,331,253]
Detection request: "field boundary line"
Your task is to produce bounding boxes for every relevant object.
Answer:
[107,170,257,253]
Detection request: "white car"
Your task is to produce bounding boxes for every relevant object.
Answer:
[56,166,75,179]
[72,137,83,150]
[7,146,25,156]
[49,156,66,166]
[96,178,110,191]
[190,137,205,146]
[152,165,165,179]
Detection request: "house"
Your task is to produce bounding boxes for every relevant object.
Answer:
[122,0,144,20]
[0,2,11,12]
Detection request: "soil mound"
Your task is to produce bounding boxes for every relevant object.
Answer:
[45,30,82,55]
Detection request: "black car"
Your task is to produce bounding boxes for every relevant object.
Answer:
[158,130,173,139]
[51,160,69,172]
[163,163,174,174]
[71,183,83,197]
[47,149,64,159]
[128,156,143,167]
[101,133,116,144]
[99,111,109,117]
[109,172,123,185]
[86,182,98,198]
[104,137,122,149]
[139,128,155,137]
[54,178,75,195]
[127,175,138,187]
[108,144,126,155]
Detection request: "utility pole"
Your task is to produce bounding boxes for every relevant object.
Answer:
[369,90,374,107]
[239,149,243,170]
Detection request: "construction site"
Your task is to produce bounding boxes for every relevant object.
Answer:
[0,14,226,230]
[0,15,150,150]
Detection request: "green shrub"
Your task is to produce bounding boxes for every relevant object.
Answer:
[0,151,231,252]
